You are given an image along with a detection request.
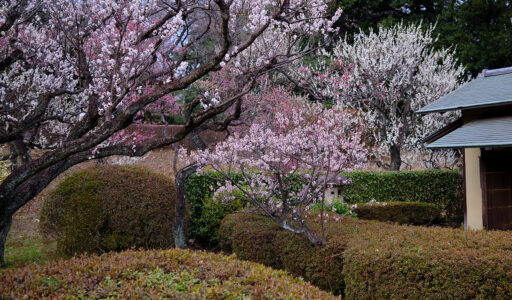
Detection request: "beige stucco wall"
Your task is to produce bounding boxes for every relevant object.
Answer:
[465,148,483,230]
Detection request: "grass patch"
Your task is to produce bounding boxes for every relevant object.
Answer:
[4,234,56,268]
[4,208,58,268]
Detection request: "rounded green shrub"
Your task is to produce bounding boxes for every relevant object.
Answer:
[40,165,177,256]
[352,201,441,225]
[0,249,336,299]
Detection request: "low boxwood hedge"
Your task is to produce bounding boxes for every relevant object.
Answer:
[0,249,336,299]
[219,213,512,298]
[352,201,441,225]
[343,170,463,216]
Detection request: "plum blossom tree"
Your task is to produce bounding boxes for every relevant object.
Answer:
[0,0,340,264]
[287,23,465,170]
[190,101,367,245]
[173,76,313,248]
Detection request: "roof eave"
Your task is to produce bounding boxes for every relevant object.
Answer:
[416,99,512,115]
[427,142,512,149]
[420,118,463,144]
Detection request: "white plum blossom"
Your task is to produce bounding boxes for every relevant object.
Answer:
[288,23,466,170]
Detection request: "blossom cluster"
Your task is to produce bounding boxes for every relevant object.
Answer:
[189,98,368,244]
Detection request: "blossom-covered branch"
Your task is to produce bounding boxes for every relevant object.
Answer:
[0,0,341,264]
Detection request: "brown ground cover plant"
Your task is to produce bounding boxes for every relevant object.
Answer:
[0,248,336,299]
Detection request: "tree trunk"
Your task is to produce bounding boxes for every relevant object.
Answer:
[280,218,325,246]
[390,144,401,170]
[174,163,198,249]
[0,213,13,266]
[303,226,325,246]
[8,142,18,171]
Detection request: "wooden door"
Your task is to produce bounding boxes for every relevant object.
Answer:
[482,148,512,230]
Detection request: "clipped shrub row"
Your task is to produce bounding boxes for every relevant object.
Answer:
[0,248,336,299]
[185,172,245,247]
[342,220,512,299]
[219,213,512,298]
[187,170,463,236]
[187,170,463,245]
[343,170,463,216]
[40,165,177,256]
[219,213,350,295]
[193,197,246,246]
[352,201,441,225]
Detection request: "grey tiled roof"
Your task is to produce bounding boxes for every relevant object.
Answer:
[427,116,512,148]
[417,72,512,113]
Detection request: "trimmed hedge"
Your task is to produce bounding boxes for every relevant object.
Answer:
[40,165,177,256]
[342,221,512,299]
[342,170,463,216]
[219,213,350,295]
[194,197,246,246]
[187,171,463,236]
[219,213,512,298]
[185,172,246,247]
[352,201,441,225]
[187,170,463,246]
[0,249,336,299]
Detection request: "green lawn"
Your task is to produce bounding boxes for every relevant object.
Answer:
[4,235,54,268]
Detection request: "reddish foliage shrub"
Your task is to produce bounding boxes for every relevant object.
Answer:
[0,249,336,299]
[352,201,441,225]
[220,213,512,298]
[40,165,177,256]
